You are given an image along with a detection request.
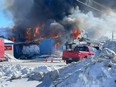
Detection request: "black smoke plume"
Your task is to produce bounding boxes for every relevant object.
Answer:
[29,0,78,24]
[5,0,80,42]
[6,0,116,26]
[6,0,79,26]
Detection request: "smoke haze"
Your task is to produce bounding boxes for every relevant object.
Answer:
[4,0,116,41]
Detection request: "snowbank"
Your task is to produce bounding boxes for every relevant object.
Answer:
[5,53,20,62]
[0,62,65,87]
[103,40,116,52]
[99,48,116,60]
[0,64,58,81]
[55,57,116,87]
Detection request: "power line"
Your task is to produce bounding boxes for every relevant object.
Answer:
[92,0,110,10]
[76,0,103,13]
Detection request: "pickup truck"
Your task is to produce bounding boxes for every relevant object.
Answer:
[62,45,94,64]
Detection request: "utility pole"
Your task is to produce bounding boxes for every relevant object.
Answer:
[112,31,114,40]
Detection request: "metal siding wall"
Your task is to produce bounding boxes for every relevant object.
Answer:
[39,39,55,55]
[14,44,23,58]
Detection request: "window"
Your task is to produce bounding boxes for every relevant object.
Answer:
[74,46,89,52]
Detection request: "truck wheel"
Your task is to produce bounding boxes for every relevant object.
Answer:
[66,60,69,64]
[75,59,80,62]
[66,60,72,64]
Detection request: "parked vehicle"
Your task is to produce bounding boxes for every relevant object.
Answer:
[62,45,94,64]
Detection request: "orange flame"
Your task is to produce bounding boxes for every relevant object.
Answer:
[35,27,39,34]
[72,27,81,39]
[25,28,31,42]
[52,35,59,39]
[50,33,62,39]
[34,27,39,37]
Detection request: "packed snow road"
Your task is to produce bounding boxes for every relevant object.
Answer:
[0,61,66,67]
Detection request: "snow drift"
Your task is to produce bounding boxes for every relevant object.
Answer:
[0,64,59,81]
[103,40,116,53]
[55,54,116,87]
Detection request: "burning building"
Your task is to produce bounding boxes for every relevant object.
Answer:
[4,0,80,56]
[4,0,94,58]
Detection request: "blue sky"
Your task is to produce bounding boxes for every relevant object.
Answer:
[0,0,13,27]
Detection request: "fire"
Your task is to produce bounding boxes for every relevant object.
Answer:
[11,24,63,42]
[72,27,81,39]
[24,25,61,42]
[24,26,40,42]
[25,28,31,42]
[34,27,39,37]
[51,35,59,39]
[35,27,39,33]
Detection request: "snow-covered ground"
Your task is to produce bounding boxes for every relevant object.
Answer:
[0,40,116,87]
[0,62,66,87]
[1,56,116,87]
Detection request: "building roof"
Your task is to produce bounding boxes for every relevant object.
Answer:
[3,39,14,44]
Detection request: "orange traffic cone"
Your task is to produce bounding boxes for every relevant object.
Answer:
[51,59,53,62]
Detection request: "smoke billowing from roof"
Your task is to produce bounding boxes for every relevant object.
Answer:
[4,0,80,42]
[68,8,116,40]
[4,0,116,42]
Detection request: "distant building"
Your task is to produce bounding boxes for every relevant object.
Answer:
[39,39,55,55]
[4,39,14,56]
